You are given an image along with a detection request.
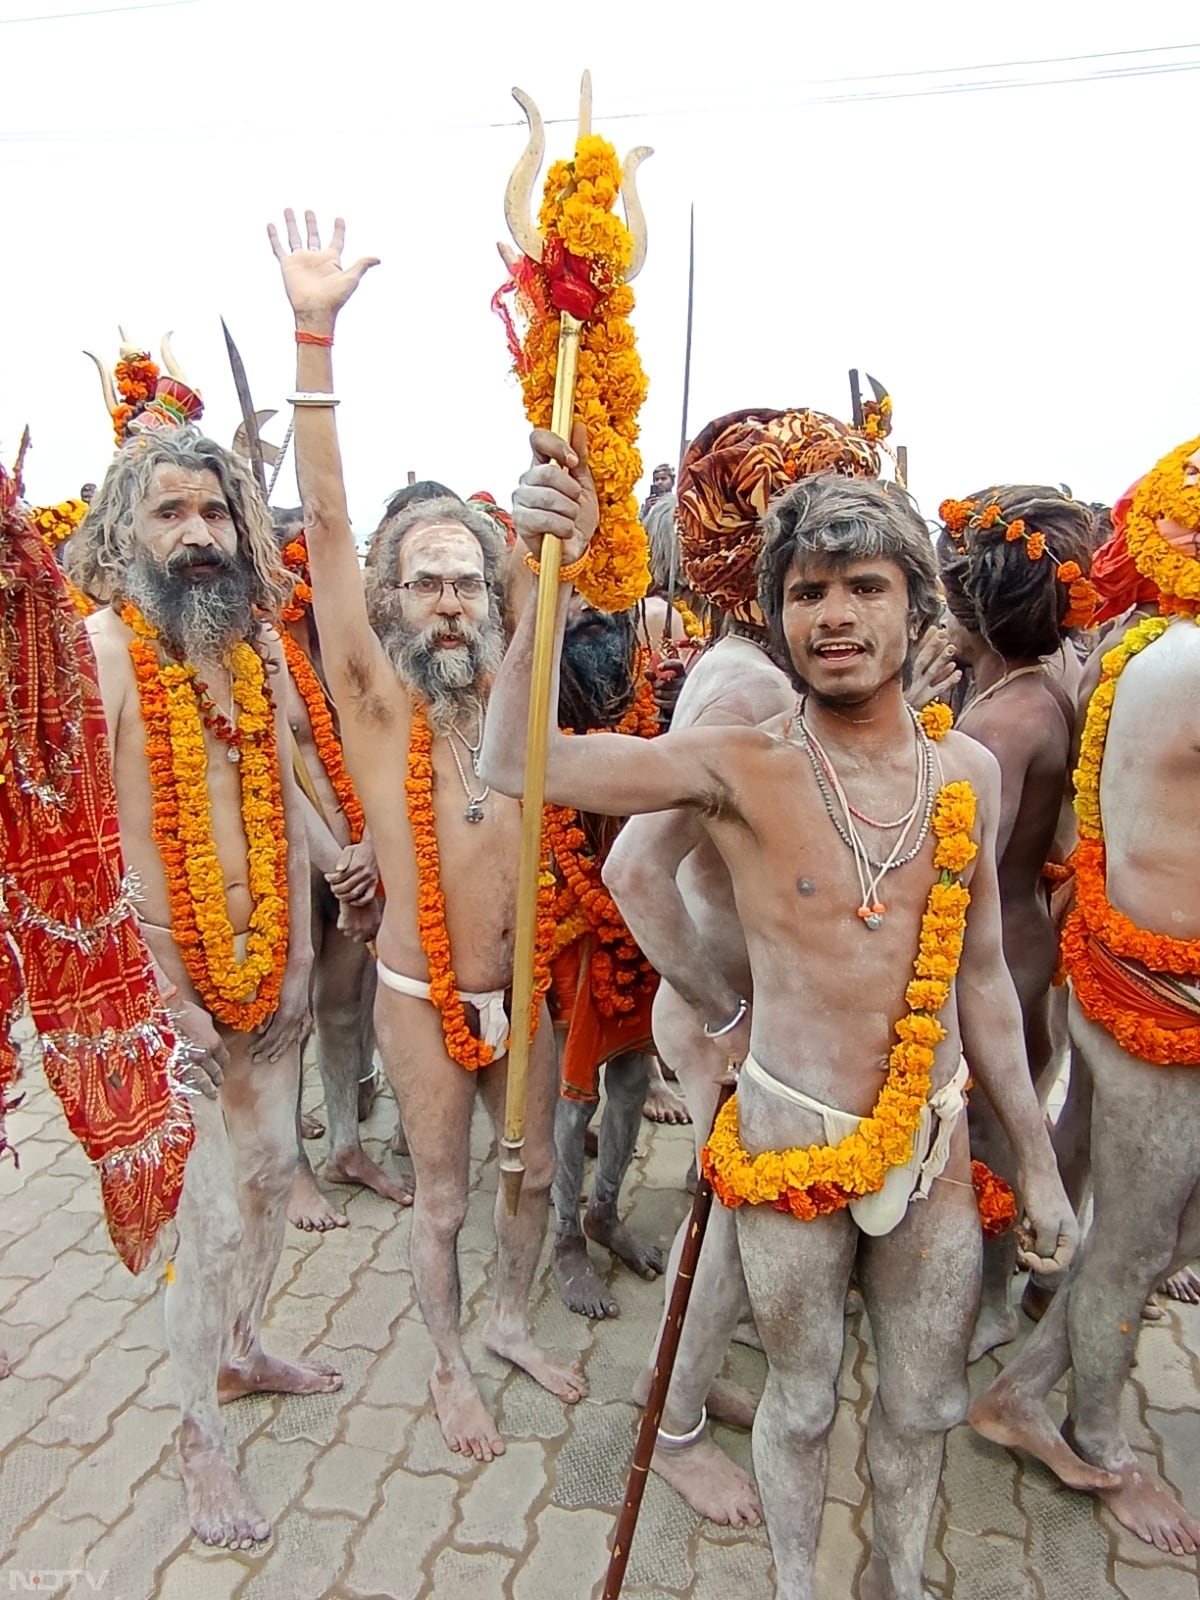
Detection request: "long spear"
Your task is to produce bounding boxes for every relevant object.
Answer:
[497,75,651,1214]
[662,204,694,641]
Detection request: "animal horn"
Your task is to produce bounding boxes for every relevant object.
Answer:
[117,325,144,361]
[866,373,890,407]
[83,350,119,417]
[160,331,187,383]
[577,69,593,140]
[621,146,654,281]
[504,86,545,264]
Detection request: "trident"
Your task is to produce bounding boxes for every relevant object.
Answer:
[497,72,651,1215]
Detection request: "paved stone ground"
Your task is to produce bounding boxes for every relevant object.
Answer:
[1,1039,1197,1600]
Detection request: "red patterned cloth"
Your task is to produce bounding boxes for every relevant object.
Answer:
[0,466,193,1272]
[1091,476,1160,624]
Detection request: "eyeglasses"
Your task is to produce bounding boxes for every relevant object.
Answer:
[399,575,487,601]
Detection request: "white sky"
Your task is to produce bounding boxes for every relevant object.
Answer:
[4,0,1197,535]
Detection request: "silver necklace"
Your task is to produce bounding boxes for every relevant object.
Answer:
[794,702,933,929]
[449,704,485,777]
[444,734,490,823]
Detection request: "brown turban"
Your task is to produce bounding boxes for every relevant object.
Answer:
[677,408,883,616]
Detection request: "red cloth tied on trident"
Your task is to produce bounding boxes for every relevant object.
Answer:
[0,465,193,1272]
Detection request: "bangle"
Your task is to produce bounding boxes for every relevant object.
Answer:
[656,1406,708,1451]
[287,392,340,407]
[703,997,747,1039]
[295,330,333,347]
[523,549,589,585]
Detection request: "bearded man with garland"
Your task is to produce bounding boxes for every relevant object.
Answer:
[70,423,333,1550]
[270,209,586,1465]
[272,527,412,1230]
[972,433,1200,1558]
[602,405,958,1525]
[547,597,666,1318]
[486,434,1076,1600]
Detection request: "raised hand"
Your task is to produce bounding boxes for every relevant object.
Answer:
[267,209,379,329]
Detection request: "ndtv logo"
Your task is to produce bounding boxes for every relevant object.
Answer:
[3,1576,110,1593]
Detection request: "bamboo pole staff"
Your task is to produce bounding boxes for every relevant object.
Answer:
[602,1079,735,1598]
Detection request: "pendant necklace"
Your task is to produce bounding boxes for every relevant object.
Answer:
[444,731,490,823]
[794,700,932,930]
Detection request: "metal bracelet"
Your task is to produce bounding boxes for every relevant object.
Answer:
[656,1405,708,1450]
[703,997,747,1039]
[287,392,341,407]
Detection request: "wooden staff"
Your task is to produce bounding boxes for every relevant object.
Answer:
[602,1079,735,1598]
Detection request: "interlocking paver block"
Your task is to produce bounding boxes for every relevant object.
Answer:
[345,1469,457,1600]
[456,1439,545,1550]
[512,1504,613,1600]
[427,1547,512,1599]
[0,1442,76,1550]
[31,1343,160,1447]
[303,1440,389,1517]
[235,1509,354,1600]
[238,1433,322,1524]
[82,1473,191,1600]
[51,1404,174,1524]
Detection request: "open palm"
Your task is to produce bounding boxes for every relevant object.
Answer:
[268,209,379,322]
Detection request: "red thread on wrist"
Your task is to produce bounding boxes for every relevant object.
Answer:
[295,330,334,347]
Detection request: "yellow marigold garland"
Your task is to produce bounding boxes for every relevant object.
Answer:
[121,603,289,1031]
[1123,433,1200,618]
[280,630,365,844]
[30,499,87,547]
[1061,611,1200,1064]
[702,780,979,1221]
[406,701,555,1070]
[500,135,652,613]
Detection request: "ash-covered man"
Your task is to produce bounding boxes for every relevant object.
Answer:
[70,428,336,1550]
[484,430,1077,1600]
[269,209,586,1464]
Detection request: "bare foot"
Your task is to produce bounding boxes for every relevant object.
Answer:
[180,1434,271,1549]
[218,1350,342,1403]
[859,1558,934,1600]
[651,1432,762,1526]
[483,1318,589,1403]
[968,1300,1020,1363]
[1160,1265,1200,1305]
[429,1367,505,1462]
[585,1209,664,1280]
[1141,1297,1166,1322]
[643,1079,691,1124]
[356,1066,380,1122]
[288,1166,348,1232]
[299,1111,324,1140]
[1101,1462,1200,1555]
[553,1234,619,1318]
[325,1145,414,1207]
[706,1377,757,1431]
[969,1387,1119,1493]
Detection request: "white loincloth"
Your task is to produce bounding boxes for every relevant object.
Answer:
[740,1053,970,1237]
[375,960,509,1060]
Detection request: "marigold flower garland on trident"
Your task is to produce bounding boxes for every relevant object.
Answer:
[121,603,290,1031]
[494,135,652,613]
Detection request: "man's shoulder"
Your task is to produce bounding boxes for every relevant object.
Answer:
[674,644,792,731]
[941,727,1001,792]
[86,603,132,661]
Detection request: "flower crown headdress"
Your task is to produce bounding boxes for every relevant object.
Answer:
[938,496,1100,631]
[84,329,203,447]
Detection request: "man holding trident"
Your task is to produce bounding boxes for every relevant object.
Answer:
[267,208,587,1464]
[484,452,1079,1600]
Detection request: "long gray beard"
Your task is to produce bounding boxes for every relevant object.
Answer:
[123,549,256,661]
[386,617,504,735]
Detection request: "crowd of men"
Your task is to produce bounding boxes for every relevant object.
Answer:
[1,206,1197,1600]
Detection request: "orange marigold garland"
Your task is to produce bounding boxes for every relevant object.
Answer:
[280,631,365,843]
[937,497,1100,629]
[1062,613,1200,1064]
[1122,433,1200,618]
[121,603,289,1031]
[546,652,659,1010]
[30,499,87,548]
[702,779,983,1223]
[494,136,652,613]
[972,1159,1018,1239]
[406,701,555,1070]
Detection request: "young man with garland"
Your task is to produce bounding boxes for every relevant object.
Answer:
[547,597,666,1318]
[602,405,955,1526]
[70,426,334,1550]
[274,529,413,1230]
[934,488,1096,1360]
[270,209,586,1465]
[971,433,1200,1558]
[485,435,1077,1600]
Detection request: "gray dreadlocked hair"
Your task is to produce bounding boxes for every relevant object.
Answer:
[67,428,290,613]
[643,492,679,594]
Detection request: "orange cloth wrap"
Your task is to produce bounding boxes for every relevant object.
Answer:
[1063,921,1200,1065]
[550,935,658,1101]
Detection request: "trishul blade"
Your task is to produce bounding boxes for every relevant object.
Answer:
[220,319,267,498]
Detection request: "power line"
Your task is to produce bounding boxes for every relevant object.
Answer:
[0,0,196,25]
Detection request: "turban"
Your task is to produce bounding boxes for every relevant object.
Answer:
[677,408,882,617]
[1091,477,1157,625]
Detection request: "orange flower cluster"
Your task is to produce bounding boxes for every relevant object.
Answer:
[121,603,289,1031]
[1123,433,1200,617]
[918,702,953,742]
[112,355,160,445]
[937,497,1099,628]
[702,779,978,1221]
[506,137,652,613]
[972,1160,1018,1239]
[406,701,555,1070]
[546,655,659,1013]
[1062,611,1200,1064]
[280,536,314,624]
[280,631,364,843]
[29,499,87,547]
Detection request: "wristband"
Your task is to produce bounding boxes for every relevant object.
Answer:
[295,330,334,347]
[703,996,747,1039]
[287,392,340,407]
[523,549,589,585]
